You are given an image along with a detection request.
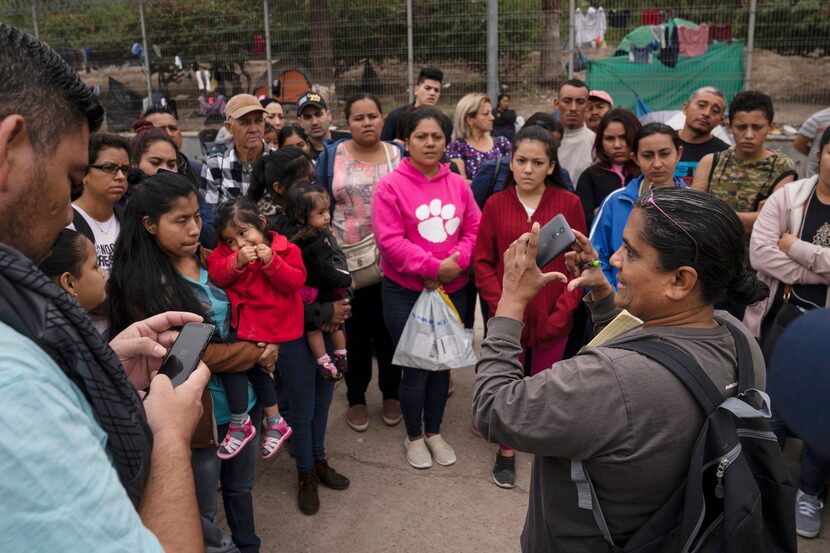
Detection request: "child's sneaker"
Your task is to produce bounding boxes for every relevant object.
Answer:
[261,417,293,459]
[316,356,342,382]
[217,415,256,460]
[332,352,348,375]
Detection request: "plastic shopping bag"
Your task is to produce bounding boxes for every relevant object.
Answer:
[392,288,478,371]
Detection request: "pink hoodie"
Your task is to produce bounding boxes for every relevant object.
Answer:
[372,158,481,293]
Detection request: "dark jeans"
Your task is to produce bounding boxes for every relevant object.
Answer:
[344,281,400,406]
[278,335,335,474]
[192,402,262,553]
[770,409,830,495]
[382,277,466,438]
[219,369,276,415]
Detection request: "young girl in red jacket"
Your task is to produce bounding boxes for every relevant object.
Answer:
[473,124,587,487]
[207,198,307,460]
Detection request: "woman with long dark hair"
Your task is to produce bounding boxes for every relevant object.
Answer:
[576,108,642,228]
[108,171,274,550]
[474,124,586,487]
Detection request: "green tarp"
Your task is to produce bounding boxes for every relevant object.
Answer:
[586,41,744,112]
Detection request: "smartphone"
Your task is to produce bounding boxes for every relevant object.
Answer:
[157,322,215,387]
[536,214,576,268]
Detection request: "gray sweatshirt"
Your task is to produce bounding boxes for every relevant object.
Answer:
[472,292,765,553]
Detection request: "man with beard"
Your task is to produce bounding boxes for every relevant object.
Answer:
[674,87,729,186]
[296,91,350,162]
[0,23,209,552]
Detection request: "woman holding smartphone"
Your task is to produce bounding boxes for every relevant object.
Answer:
[474,125,586,488]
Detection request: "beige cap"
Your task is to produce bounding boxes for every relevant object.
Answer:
[225,94,266,120]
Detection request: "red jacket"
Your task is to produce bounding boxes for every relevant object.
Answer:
[207,231,306,343]
[474,186,587,347]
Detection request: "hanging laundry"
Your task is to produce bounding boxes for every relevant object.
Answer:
[657,25,679,68]
[709,24,733,43]
[575,7,607,46]
[678,24,709,57]
[629,46,653,64]
[174,55,183,70]
[642,9,659,25]
[651,25,667,49]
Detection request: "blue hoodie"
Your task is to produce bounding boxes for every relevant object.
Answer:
[589,175,686,288]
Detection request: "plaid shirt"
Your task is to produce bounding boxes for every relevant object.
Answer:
[200,142,273,207]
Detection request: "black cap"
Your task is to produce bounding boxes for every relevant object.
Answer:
[297,91,327,114]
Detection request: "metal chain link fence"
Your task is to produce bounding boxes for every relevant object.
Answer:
[2,0,828,132]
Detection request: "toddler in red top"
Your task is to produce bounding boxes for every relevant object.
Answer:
[207,198,306,460]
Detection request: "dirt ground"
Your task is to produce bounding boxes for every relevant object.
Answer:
[81,47,829,133]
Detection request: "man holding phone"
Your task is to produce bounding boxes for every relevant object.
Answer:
[0,24,209,552]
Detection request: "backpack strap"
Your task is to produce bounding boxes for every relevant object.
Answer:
[71,207,96,245]
[707,150,720,187]
[714,316,755,391]
[571,339,724,549]
[487,156,503,199]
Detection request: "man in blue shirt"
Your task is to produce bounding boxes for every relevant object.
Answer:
[0,24,210,552]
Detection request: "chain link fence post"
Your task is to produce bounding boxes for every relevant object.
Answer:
[744,0,757,90]
[486,0,499,101]
[138,0,153,108]
[264,0,273,98]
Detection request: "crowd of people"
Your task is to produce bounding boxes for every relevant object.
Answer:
[1,22,828,553]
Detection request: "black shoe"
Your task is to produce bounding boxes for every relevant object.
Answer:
[332,352,348,375]
[314,459,350,490]
[298,472,320,515]
[492,452,516,489]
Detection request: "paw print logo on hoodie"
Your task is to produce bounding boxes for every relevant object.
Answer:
[415,199,461,243]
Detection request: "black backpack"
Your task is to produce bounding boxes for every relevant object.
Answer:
[571,319,796,552]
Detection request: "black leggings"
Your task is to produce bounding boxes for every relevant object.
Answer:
[220,368,277,415]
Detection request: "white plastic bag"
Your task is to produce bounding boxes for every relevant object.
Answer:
[392,289,478,371]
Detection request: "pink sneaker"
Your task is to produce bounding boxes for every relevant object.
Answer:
[317,358,342,382]
[217,415,256,460]
[261,417,293,460]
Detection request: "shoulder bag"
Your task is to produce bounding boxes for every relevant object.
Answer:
[341,142,394,289]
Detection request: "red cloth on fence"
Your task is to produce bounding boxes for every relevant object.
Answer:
[642,9,659,25]
[708,24,733,43]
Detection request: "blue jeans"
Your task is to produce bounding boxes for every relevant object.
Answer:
[192,402,262,553]
[278,335,335,474]
[382,278,466,438]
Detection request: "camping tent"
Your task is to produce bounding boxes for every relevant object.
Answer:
[586,41,744,113]
[615,18,698,54]
[252,62,312,105]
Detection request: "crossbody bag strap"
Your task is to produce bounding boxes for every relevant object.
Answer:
[487,156,503,199]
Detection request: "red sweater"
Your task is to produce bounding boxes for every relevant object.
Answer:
[474,186,587,347]
[207,231,306,343]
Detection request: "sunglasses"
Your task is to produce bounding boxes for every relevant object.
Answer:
[646,192,699,265]
[89,163,130,176]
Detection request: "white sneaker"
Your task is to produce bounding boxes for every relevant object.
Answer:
[425,434,456,466]
[796,488,824,538]
[404,437,432,469]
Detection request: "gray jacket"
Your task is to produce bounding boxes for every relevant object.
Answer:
[472,292,765,553]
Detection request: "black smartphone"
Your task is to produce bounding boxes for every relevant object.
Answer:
[535,214,576,268]
[157,322,215,387]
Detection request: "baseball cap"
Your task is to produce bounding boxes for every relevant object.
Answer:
[225,94,266,120]
[297,91,327,114]
[589,90,614,107]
